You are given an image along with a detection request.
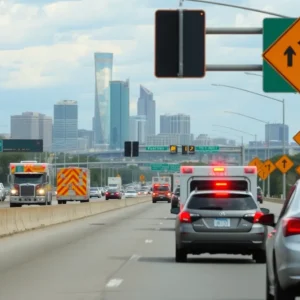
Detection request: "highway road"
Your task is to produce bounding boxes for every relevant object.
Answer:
[0,201,285,300]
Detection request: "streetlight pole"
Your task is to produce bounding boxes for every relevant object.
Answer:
[213,83,287,200]
[182,0,292,18]
[243,74,288,200]
[223,111,271,197]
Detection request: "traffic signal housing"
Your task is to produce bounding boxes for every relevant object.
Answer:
[189,145,195,154]
[124,141,139,157]
[182,145,188,154]
[170,145,178,154]
[155,9,206,78]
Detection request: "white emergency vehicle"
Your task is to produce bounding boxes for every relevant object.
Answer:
[179,165,257,211]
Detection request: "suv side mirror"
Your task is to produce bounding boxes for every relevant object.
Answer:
[258,214,275,227]
[260,208,270,214]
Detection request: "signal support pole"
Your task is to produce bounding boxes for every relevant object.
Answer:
[178,9,184,77]
[205,27,263,72]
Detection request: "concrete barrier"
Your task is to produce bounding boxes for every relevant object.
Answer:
[0,197,150,238]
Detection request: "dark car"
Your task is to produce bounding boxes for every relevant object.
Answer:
[105,189,122,200]
[170,186,180,211]
[257,187,263,203]
[173,190,269,263]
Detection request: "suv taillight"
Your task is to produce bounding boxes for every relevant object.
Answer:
[244,211,264,223]
[283,218,300,237]
[179,211,191,223]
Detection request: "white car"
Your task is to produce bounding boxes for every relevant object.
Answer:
[125,190,137,198]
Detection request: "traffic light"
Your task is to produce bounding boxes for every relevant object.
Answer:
[124,141,139,157]
[182,145,188,154]
[132,141,139,157]
[189,145,195,154]
[124,141,131,157]
[155,9,206,78]
[170,145,178,154]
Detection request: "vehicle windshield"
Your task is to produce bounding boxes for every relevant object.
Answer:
[126,190,136,193]
[108,189,118,193]
[91,188,98,191]
[154,186,169,192]
[14,174,44,184]
[187,193,257,210]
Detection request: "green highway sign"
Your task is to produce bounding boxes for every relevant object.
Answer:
[195,146,220,152]
[263,18,298,93]
[146,146,169,151]
[151,163,180,171]
[0,140,2,152]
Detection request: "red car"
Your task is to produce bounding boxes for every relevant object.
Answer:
[105,189,122,200]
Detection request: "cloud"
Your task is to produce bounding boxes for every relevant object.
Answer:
[0,0,299,142]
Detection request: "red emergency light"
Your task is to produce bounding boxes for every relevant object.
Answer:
[244,166,256,174]
[181,166,194,174]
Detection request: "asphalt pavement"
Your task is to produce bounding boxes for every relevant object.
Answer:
[0,200,288,300]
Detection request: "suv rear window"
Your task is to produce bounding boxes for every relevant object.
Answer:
[187,193,257,210]
[154,186,169,192]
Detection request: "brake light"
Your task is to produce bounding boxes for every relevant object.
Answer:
[244,211,264,223]
[179,211,191,223]
[244,166,256,174]
[215,182,227,187]
[214,192,229,197]
[213,167,225,172]
[283,218,300,237]
[181,166,193,174]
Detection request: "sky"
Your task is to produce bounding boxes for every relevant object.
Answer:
[0,0,299,144]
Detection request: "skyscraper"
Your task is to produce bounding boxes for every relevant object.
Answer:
[93,52,113,145]
[160,114,190,135]
[109,80,130,149]
[265,123,289,144]
[52,100,78,152]
[137,85,156,137]
[11,112,52,151]
[130,115,147,144]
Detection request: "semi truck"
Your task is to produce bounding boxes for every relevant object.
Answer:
[56,167,90,204]
[8,161,54,207]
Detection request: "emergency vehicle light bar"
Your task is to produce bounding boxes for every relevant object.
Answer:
[213,167,225,172]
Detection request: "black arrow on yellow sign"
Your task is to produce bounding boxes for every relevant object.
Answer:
[282,159,287,168]
[284,46,296,67]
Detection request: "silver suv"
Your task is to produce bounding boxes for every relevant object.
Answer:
[259,179,300,300]
[172,190,269,263]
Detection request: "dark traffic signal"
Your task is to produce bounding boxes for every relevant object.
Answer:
[155,9,206,78]
[124,141,139,157]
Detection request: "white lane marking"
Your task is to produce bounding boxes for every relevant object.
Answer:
[145,239,153,243]
[129,254,141,261]
[159,222,163,225]
[106,278,123,288]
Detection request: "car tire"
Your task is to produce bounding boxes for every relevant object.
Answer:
[105,198,109,201]
[152,200,156,203]
[253,250,266,264]
[175,247,187,263]
[274,271,295,300]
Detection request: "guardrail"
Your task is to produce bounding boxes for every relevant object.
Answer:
[0,197,150,238]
